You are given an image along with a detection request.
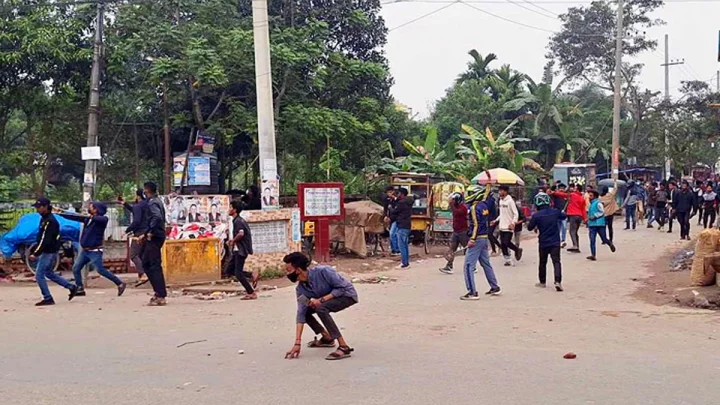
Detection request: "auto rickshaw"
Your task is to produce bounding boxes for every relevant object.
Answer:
[390,172,436,254]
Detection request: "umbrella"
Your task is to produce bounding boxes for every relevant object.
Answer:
[472,168,525,186]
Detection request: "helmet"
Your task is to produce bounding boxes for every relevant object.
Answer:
[534,192,551,208]
[465,184,488,204]
[450,192,464,205]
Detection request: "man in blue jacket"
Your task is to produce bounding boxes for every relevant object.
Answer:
[527,193,566,292]
[460,185,501,300]
[58,202,126,297]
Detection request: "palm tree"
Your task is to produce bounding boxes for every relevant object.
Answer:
[456,50,498,84]
[487,64,527,102]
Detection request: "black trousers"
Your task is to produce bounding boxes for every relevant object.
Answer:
[538,246,562,284]
[703,209,716,228]
[141,238,167,298]
[488,224,500,253]
[304,295,356,340]
[232,253,254,294]
[676,211,690,238]
[697,207,704,225]
[605,215,614,242]
[668,209,675,232]
[500,231,519,257]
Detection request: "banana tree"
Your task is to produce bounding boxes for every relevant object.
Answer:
[457,119,541,173]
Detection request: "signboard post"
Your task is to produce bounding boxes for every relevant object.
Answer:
[297,183,345,263]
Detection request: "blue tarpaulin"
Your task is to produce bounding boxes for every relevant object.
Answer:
[0,213,81,258]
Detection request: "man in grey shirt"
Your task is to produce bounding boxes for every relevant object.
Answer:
[283,252,358,361]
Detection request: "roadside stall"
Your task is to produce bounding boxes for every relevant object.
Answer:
[390,172,436,254]
[431,182,465,244]
[329,200,385,257]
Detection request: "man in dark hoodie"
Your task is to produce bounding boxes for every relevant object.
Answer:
[527,193,565,292]
[58,202,127,297]
[30,198,79,306]
[673,180,695,240]
[121,189,147,283]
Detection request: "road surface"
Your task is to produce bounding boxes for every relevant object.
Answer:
[1,225,719,405]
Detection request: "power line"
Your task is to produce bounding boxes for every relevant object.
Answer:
[521,0,559,17]
[505,0,557,19]
[388,1,459,31]
[459,1,555,32]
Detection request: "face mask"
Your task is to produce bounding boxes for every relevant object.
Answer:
[287,272,299,283]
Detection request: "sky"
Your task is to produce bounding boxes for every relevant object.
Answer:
[379,0,720,119]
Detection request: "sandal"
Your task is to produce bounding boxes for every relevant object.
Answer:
[325,345,353,360]
[241,293,258,301]
[251,272,260,290]
[307,336,335,348]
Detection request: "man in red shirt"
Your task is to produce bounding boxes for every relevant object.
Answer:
[549,184,587,253]
[439,192,469,274]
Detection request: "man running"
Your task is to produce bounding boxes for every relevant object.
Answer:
[142,182,168,306]
[229,199,258,300]
[550,184,586,253]
[283,252,358,361]
[493,185,522,266]
[587,190,616,261]
[439,192,468,275]
[58,202,127,297]
[29,198,79,306]
[460,185,501,300]
[527,193,565,291]
[598,180,619,242]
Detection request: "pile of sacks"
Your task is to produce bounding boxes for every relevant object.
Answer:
[690,229,720,286]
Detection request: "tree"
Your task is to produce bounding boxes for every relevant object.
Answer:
[457,50,498,84]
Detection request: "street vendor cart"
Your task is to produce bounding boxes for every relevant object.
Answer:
[390,172,436,254]
[431,181,465,244]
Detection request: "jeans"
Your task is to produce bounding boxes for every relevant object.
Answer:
[397,228,410,266]
[605,215,614,242]
[538,246,562,284]
[303,295,356,340]
[703,208,716,228]
[464,238,499,294]
[232,253,254,294]
[73,250,123,289]
[35,252,74,301]
[141,238,167,298]
[568,216,582,250]
[655,205,666,228]
[444,232,469,269]
[500,231,519,261]
[647,205,656,225]
[625,205,636,229]
[676,211,690,238]
[389,222,399,253]
[589,226,612,257]
[559,218,567,243]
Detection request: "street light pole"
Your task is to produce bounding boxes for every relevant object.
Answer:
[82,0,104,209]
[251,0,279,208]
[610,0,624,181]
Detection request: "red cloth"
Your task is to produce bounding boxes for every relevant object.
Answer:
[550,191,587,221]
[451,202,469,233]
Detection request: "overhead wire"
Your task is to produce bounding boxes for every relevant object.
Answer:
[504,0,558,20]
[388,0,459,31]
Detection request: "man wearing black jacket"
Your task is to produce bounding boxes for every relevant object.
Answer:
[673,180,695,240]
[141,182,168,306]
[29,198,79,306]
[389,188,412,268]
[121,189,147,282]
[527,193,566,291]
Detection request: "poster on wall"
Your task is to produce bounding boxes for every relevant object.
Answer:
[195,132,215,154]
[162,194,230,241]
[173,156,211,187]
[261,178,280,209]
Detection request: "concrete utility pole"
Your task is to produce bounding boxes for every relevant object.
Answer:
[716,70,719,93]
[251,0,279,209]
[82,0,104,210]
[610,0,624,181]
[661,34,684,180]
[163,84,172,193]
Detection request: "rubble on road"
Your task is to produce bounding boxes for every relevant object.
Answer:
[351,275,397,284]
[181,284,278,301]
[670,250,694,272]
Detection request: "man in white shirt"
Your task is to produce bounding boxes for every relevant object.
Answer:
[492,185,523,266]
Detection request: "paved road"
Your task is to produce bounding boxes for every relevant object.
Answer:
[1,225,719,405]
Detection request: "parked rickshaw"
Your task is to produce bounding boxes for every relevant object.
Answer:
[431,181,465,244]
[390,172,437,254]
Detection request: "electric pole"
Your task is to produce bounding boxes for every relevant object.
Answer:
[251,0,279,209]
[610,0,624,181]
[661,34,684,180]
[716,70,719,93]
[163,83,171,194]
[82,0,104,210]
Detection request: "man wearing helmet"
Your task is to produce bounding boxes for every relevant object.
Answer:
[460,185,501,300]
[527,192,566,291]
[439,192,469,274]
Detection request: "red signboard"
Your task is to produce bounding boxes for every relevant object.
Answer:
[297,183,345,263]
